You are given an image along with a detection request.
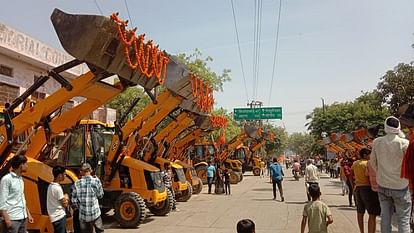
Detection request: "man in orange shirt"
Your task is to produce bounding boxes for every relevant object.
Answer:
[351,148,380,233]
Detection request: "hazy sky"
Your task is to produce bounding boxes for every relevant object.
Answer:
[1,0,413,133]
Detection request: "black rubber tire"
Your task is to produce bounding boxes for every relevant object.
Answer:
[192,177,203,194]
[253,167,261,176]
[229,171,240,184]
[114,192,146,228]
[238,172,244,182]
[195,164,208,184]
[176,181,193,202]
[148,188,173,216]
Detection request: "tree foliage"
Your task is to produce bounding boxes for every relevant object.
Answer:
[287,132,316,157]
[376,63,414,114]
[176,49,231,92]
[261,123,288,159]
[106,87,151,120]
[306,99,389,138]
[210,108,241,142]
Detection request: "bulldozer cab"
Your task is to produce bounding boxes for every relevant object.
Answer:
[154,157,187,192]
[192,143,216,163]
[48,121,110,177]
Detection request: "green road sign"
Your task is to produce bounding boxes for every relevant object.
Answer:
[233,107,282,120]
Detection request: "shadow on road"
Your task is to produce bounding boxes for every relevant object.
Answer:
[251,188,273,191]
[102,213,156,229]
[336,207,355,211]
[324,193,343,196]
[285,201,308,205]
[251,198,276,202]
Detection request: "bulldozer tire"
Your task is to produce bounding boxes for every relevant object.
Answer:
[149,188,173,216]
[253,167,261,176]
[114,192,146,228]
[229,171,240,184]
[238,172,244,182]
[192,177,203,194]
[176,181,193,202]
[195,165,208,184]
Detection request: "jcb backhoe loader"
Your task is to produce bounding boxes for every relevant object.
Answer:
[145,111,196,202]
[232,131,274,176]
[191,125,259,184]
[0,8,213,232]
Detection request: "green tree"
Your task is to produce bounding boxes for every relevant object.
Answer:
[261,123,288,159]
[106,86,151,121]
[287,132,317,157]
[306,100,389,138]
[376,63,414,114]
[176,49,231,92]
[210,108,241,142]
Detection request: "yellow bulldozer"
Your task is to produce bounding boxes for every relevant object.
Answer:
[0,9,215,232]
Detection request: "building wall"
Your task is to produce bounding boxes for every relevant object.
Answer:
[0,23,116,123]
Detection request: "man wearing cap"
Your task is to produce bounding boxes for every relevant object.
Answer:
[369,116,411,233]
[71,163,104,233]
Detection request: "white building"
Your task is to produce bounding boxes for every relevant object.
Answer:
[0,23,116,123]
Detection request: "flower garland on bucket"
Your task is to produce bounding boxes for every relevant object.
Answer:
[210,115,227,145]
[110,13,170,85]
[190,74,214,113]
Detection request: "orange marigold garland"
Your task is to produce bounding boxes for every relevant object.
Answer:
[110,13,169,85]
[190,75,214,113]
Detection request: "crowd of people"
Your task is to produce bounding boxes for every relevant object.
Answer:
[2,115,414,233]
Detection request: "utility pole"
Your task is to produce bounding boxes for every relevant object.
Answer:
[247,100,263,127]
[321,97,327,160]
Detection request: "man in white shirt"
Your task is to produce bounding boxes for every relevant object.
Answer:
[0,155,34,233]
[47,165,68,233]
[305,159,320,201]
[369,116,411,233]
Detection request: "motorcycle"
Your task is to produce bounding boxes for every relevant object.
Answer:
[293,170,300,181]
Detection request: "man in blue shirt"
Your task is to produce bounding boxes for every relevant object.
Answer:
[269,157,284,201]
[0,155,34,233]
[206,161,216,194]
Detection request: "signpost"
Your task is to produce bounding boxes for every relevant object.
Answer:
[233,107,282,120]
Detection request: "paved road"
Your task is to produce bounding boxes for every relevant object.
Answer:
[104,170,396,233]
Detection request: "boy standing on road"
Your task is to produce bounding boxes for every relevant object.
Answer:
[351,148,380,233]
[269,157,284,201]
[71,163,104,233]
[301,184,333,233]
[223,169,231,195]
[206,161,216,194]
[47,165,69,233]
[0,155,34,233]
[161,164,178,211]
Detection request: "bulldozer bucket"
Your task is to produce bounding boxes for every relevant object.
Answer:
[244,125,258,138]
[194,114,213,130]
[51,9,205,114]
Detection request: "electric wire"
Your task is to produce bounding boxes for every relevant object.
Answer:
[93,0,103,15]
[254,0,263,100]
[267,0,283,105]
[123,0,134,27]
[252,0,258,100]
[230,0,249,103]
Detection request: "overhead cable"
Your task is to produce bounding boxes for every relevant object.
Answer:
[94,0,103,15]
[267,0,283,105]
[230,0,250,103]
[123,0,134,27]
[254,0,263,99]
